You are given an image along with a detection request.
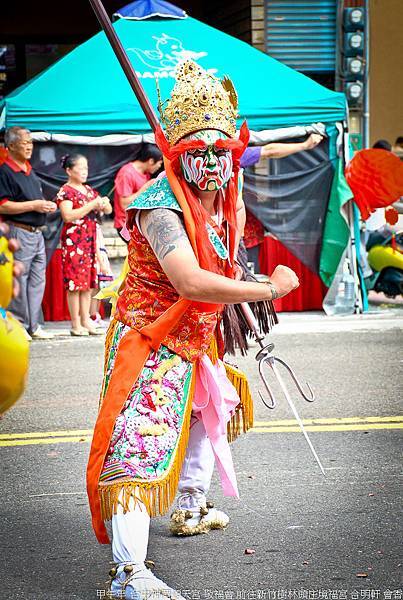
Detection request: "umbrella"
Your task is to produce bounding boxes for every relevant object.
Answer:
[113,0,187,21]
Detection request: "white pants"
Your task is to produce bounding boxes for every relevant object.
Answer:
[112,414,215,564]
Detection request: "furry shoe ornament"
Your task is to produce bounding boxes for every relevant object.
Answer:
[108,562,185,600]
[169,494,229,536]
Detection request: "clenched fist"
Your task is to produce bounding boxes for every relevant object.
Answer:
[269,265,299,298]
[304,133,324,150]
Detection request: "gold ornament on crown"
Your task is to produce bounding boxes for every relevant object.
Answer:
[157,60,238,146]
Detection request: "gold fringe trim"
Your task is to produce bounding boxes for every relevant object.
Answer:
[224,363,254,443]
[104,319,118,374]
[98,319,119,411]
[206,335,219,365]
[98,365,196,522]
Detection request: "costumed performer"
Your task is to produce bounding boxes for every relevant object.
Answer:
[86,60,299,600]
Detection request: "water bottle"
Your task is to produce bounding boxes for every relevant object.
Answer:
[344,269,355,308]
[323,271,341,316]
[334,260,355,314]
[323,258,355,316]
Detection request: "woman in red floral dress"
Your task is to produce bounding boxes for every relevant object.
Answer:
[57,154,112,335]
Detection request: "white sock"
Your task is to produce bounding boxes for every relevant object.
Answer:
[178,415,215,509]
[111,492,150,565]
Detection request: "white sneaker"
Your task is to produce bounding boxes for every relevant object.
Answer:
[23,329,32,342]
[169,492,229,536]
[90,312,109,328]
[31,325,54,340]
[109,562,185,600]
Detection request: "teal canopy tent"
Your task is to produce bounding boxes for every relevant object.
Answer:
[0,16,346,135]
[0,8,355,306]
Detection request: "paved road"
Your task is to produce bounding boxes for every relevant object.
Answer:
[1,313,402,600]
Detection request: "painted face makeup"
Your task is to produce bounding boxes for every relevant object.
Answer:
[180,130,233,192]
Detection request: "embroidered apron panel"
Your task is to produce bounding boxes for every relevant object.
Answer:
[100,322,193,484]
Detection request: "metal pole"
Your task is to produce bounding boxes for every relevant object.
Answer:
[270,360,326,477]
[348,198,363,314]
[363,0,370,148]
[88,0,159,132]
[334,0,344,91]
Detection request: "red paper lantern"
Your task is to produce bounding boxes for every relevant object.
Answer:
[345,149,403,220]
[385,206,399,226]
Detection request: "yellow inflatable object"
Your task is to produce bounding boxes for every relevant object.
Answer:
[0,235,13,309]
[368,245,403,272]
[0,309,30,414]
[0,308,29,414]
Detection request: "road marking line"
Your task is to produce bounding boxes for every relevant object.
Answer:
[0,436,92,447]
[254,416,403,426]
[1,417,402,447]
[29,492,85,497]
[2,416,401,442]
[251,423,403,433]
[0,429,93,440]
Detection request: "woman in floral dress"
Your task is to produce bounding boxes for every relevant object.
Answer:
[57,154,112,335]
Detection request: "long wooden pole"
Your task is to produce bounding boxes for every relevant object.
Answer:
[88,0,159,131]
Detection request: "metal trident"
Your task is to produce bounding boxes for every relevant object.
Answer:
[240,302,326,477]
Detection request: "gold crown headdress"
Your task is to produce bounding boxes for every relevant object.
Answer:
[157,60,238,146]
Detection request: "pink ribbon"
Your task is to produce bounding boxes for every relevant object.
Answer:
[119,223,131,242]
[193,354,240,498]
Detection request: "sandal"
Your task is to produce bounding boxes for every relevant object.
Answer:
[70,328,89,337]
[85,327,104,336]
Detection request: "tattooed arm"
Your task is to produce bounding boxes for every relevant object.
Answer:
[141,208,191,261]
[140,208,299,303]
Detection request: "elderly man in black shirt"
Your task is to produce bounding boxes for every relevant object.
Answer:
[0,126,56,340]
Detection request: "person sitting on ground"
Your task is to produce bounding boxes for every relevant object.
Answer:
[372,139,392,151]
[56,153,112,336]
[393,137,403,157]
